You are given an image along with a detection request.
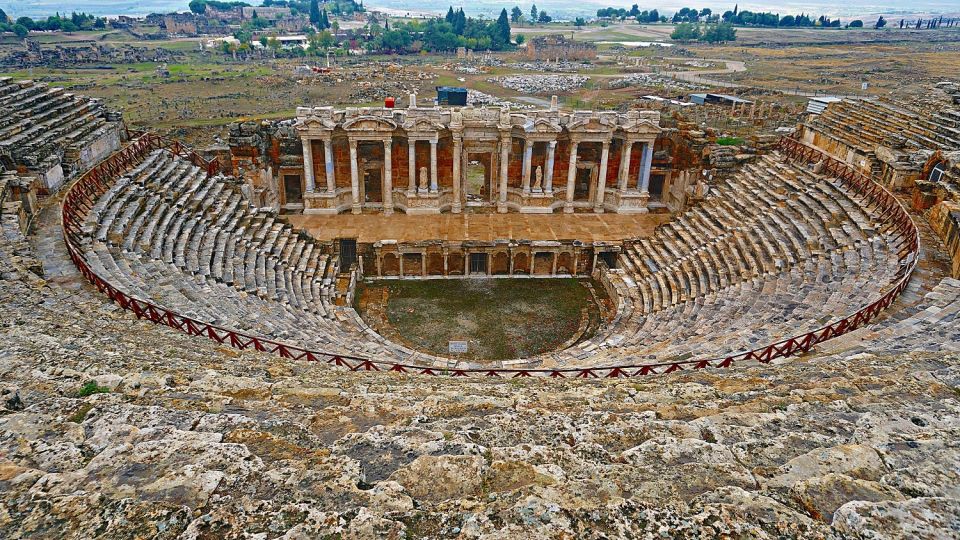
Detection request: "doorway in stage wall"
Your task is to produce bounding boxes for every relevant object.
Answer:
[465,152,493,206]
[649,174,665,201]
[339,238,357,269]
[574,166,593,201]
[362,166,382,203]
[283,174,303,205]
[469,253,488,274]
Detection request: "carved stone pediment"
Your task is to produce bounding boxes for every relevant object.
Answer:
[566,117,615,135]
[618,118,661,136]
[342,116,397,132]
[402,117,445,133]
[522,118,562,134]
[295,116,337,134]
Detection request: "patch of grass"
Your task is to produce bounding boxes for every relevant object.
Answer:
[360,278,597,361]
[716,136,745,146]
[67,403,95,423]
[77,380,111,398]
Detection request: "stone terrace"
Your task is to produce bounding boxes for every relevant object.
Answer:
[74,142,911,371]
[0,77,123,191]
[2,179,960,537]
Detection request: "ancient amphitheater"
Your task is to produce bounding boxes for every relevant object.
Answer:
[2,76,960,538]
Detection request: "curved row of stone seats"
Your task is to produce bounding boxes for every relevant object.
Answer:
[78,148,421,363]
[0,78,115,176]
[611,238,897,361]
[82,149,338,316]
[808,98,960,153]
[545,154,907,367]
[617,155,885,316]
[816,276,960,358]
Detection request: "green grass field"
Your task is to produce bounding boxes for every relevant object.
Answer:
[358,278,602,361]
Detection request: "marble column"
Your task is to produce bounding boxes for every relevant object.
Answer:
[618,140,632,191]
[521,139,533,193]
[429,140,438,192]
[498,135,510,213]
[544,140,557,193]
[639,141,654,193]
[595,140,609,213]
[349,140,360,214]
[323,139,335,193]
[301,137,315,192]
[383,139,393,215]
[407,139,416,193]
[452,134,462,214]
[565,140,579,213]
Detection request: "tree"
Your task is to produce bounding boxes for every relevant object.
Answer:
[496,8,511,43]
[320,9,329,30]
[510,6,522,24]
[530,4,538,26]
[538,11,551,24]
[875,15,886,28]
[574,17,586,28]
[699,22,735,43]
[515,33,525,44]
[670,22,700,41]
[848,19,863,28]
[189,0,207,14]
[12,24,28,38]
[309,0,321,26]
[267,36,281,57]
[0,8,8,23]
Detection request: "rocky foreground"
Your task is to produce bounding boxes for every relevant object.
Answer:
[2,210,960,539]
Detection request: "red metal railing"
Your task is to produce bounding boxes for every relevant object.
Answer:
[60,133,919,378]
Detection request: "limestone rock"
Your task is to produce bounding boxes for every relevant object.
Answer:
[833,497,960,539]
[791,473,905,523]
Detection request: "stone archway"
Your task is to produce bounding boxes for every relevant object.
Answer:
[381,253,399,276]
[513,252,530,275]
[557,252,573,274]
[491,251,509,275]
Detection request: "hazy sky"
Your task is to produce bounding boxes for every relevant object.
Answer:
[1,0,957,20]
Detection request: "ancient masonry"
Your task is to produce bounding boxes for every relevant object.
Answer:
[0,78,124,193]
[229,98,696,217]
[801,82,960,278]
[2,79,960,537]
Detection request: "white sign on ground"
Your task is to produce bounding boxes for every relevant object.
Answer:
[449,340,468,354]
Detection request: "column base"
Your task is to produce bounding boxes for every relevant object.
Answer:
[351,204,362,215]
[452,204,462,214]
[497,202,509,213]
[564,203,574,214]
[593,206,605,214]
[383,207,394,216]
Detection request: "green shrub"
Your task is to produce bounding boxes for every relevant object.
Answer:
[716,136,745,146]
[77,380,110,397]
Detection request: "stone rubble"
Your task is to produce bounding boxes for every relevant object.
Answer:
[488,75,590,94]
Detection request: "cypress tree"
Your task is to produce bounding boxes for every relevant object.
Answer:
[496,8,511,43]
[310,0,321,26]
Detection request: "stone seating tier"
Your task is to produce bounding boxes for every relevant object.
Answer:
[77,146,910,370]
[0,78,117,177]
